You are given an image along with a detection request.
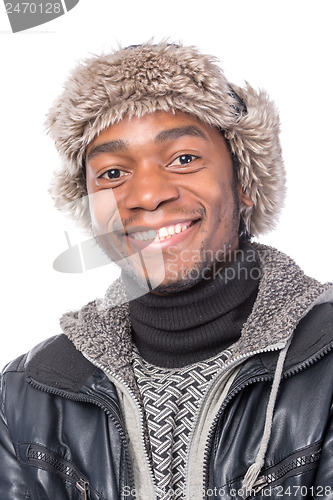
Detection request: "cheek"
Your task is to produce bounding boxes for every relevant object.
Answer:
[210,181,233,218]
[207,180,239,242]
[87,190,121,235]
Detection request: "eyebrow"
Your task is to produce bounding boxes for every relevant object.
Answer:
[155,125,208,143]
[87,139,128,162]
[86,125,208,162]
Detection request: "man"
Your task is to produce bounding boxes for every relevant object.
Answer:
[1,42,332,499]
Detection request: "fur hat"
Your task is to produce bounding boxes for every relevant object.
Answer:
[46,42,286,236]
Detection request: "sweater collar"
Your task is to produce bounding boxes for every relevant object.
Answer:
[128,241,260,367]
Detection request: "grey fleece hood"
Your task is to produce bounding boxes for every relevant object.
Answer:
[60,243,331,385]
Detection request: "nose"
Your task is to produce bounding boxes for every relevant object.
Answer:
[124,165,180,211]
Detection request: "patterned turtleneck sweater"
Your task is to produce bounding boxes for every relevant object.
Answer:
[128,241,260,498]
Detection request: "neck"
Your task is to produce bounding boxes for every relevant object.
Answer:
[124,243,260,367]
[125,240,261,368]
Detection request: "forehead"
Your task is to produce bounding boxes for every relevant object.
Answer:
[86,111,227,156]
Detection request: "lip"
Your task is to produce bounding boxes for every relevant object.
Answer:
[126,219,200,251]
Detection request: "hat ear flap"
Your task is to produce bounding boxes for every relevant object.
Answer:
[225,83,286,236]
[49,164,91,233]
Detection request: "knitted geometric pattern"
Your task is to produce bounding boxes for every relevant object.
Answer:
[132,347,233,499]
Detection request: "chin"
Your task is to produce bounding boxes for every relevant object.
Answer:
[150,279,201,295]
[150,262,214,295]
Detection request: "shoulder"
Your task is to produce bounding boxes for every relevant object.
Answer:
[1,335,96,393]
[2,335,61,375]
[286,300,333,368]
[260,301,333,374]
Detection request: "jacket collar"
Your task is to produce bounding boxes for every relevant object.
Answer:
[26,334,95,392]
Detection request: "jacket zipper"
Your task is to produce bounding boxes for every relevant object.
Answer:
[201,342,333,497]
[202,372,272,494]
[27,377,135,496]
[251,444,322,494]
[76,479,90,500]
[183,342,285,498]
[82,352,157,498]
[26,443,91,499]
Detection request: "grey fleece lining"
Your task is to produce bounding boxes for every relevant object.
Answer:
[109,375,156,500]
[60,244,331,399]
[184,365,241,498]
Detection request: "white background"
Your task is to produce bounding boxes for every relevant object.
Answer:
[0,0,332,368]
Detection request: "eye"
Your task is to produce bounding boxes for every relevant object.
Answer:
[98,168,127,180]
[170,154,199,167]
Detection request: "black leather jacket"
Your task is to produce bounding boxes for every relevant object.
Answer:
[1,300,333,500]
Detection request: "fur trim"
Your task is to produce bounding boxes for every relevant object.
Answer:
[46,42,286,236]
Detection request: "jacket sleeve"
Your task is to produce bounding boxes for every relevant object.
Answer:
[0,372,30,498]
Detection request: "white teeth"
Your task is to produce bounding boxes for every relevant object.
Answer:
[158,227,169,238]
[141,230,157,241]
[131,222,194,241]
[158,222,192,240]
[132,230,157,241]
[148,230,157,239]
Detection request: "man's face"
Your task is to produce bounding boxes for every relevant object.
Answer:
[85,111,251,294]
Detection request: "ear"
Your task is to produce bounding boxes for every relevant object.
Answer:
[238,183,253,207]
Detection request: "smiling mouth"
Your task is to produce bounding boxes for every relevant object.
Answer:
[127,220,198,243]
